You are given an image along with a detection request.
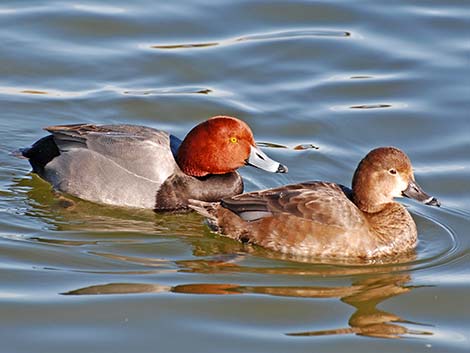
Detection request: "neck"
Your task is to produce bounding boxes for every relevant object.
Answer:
[353,195,389,213]
[155,172,243,211]
[191,172,244,200]
[175,153,206,177]
[175,135,206,177]
[352,165,390,214]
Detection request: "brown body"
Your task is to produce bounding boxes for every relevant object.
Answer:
[190,147,440,259]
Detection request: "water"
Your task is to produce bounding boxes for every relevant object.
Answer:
[0,0,469,352]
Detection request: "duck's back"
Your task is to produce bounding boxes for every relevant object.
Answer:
[201,182,376,257]
[23,124,179,208]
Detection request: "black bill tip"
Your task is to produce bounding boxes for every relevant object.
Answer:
[425,197,441,207]
[276,164,288,173]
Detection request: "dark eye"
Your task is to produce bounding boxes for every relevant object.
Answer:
[389,169,397,175]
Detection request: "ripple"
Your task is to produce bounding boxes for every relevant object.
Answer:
[152,42,219,50]
[150,28,351,50]
[71,4,127,15]
[0,85,217,99]
[293,143,320,150]
[327,73,399,81]
[350,103,392,109]
[330,102,408,111]
[256,142,289,149]
[123,87,214,96]
[257,142,320,150]
[409,211,459,269]
[0,86,82,98]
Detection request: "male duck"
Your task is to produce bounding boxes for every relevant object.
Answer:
[21,116,287,211]
[189,147,440,258]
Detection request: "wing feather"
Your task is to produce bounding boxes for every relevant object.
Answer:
[45,123,178,183]
[221,182,363,229]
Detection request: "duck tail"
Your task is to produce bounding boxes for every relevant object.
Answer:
[10,148,28,159]
[188,199,219,220]
[19,135,60,174]
[188,199,220,230]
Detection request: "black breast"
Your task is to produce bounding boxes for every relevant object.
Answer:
[155,172,243,212]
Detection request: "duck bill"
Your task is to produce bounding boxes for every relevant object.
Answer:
[402,179,440,207]
[246,145,288,173]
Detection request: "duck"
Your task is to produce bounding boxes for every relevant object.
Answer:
[189,147,440,258]
[21,116,287,211]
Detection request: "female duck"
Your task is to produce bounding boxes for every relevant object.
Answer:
[21,116,287,211]
[189,147,440,258]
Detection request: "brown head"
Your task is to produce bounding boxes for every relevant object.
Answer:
[352,147,440,213]
[176,116,287,177]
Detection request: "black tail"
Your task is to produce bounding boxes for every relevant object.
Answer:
[21,135,60,173]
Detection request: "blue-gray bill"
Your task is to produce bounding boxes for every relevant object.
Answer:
[246,145,288,173]
[403,179,440,207]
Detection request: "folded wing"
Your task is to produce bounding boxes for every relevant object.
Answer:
[220,182,363,229]
[45,123,178,183]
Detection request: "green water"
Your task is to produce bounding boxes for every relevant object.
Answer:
[0,1,469,352]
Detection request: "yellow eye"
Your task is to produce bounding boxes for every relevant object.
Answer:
[230,137,238,143]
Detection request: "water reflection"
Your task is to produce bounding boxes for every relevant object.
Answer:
[286,275,433,339]
[63,268,432,339]
[171,254,433,340]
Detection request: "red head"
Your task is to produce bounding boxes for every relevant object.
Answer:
[176,116,286,177]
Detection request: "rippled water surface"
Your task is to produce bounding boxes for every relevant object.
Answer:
[1,1,469,352]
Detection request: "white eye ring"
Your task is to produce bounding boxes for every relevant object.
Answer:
[389,169,397,175]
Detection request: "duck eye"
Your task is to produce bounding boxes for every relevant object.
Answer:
[389,169,397,175]
[229,137,238,143]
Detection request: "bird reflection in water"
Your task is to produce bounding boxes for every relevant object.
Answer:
[63,254,433,339]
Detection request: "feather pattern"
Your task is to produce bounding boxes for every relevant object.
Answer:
[36,124,178,208]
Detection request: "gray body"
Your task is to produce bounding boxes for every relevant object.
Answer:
[22,124,243,210]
